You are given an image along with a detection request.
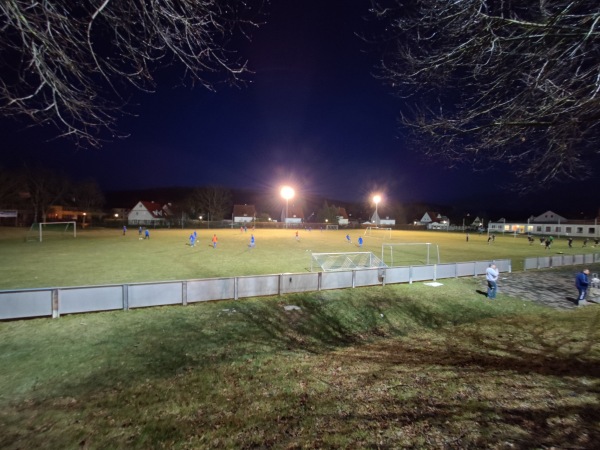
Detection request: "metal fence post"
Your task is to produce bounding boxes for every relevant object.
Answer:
[182,281,187,306]
[52,289,59,319]
[122,285,129,311]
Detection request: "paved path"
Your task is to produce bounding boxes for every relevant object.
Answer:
[493,266,600,310]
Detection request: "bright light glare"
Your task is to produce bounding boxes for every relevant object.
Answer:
[373,194,382,204]
[280,186,295,200]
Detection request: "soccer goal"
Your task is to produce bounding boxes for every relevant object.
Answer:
[26,221,77,242]
[311,252,387,272]
[364,227,392,239]
[325,224,339,230]
[381,242,440,267]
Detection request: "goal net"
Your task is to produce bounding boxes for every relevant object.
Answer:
[26,221,77,242]
[311,252,387,272]
[325,224,339,230]
[381,242,440,267]
[364,227,392,239]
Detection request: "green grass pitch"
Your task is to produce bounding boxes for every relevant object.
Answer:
[0,226,596,289]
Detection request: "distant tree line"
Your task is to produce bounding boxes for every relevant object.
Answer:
[0,166,105,223]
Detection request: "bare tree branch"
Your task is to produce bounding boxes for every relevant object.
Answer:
[0,0,262,147]
[370,0,600,190]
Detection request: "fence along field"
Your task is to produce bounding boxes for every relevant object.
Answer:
[0,226,599,290]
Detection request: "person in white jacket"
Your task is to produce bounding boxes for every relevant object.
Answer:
[486,263,499,299]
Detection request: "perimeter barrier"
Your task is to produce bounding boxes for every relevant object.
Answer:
[523,253,600,270]
[0,259,511,321]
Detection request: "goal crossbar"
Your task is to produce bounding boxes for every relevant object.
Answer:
[364,227,392,238]
[27,221,77,242]
[311,252,387,272]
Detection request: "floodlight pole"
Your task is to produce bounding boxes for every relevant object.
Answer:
[373,195,381,227]
[280,186,294,230]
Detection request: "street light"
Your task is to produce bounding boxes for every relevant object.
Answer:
[373,195,381,227]
[280,186,295,229]
[83,212,86,227]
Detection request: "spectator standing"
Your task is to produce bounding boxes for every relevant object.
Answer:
[486,263,499,299]
[575,269,590,305]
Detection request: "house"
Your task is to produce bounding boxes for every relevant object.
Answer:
[127,201,172,226]
[488,211,600,238]
[232,204,256,223]
[281,204,304,224]
[418,211,448,229]
[337,207,349,226]
[418,211,441,226]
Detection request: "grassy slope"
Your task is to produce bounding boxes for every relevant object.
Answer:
[1,279,599,449]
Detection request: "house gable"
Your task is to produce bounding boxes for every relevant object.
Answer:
[128,201,171,224]
[532,210,567,223]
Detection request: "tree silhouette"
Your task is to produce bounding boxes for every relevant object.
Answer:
[0,0,261,146]
[371,0,600,190]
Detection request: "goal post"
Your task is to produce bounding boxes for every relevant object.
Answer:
[325,224,339,230]
[26,221,77,242]
[381,242,440,267]
[364,227,392,239]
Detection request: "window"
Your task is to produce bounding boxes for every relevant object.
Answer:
[555,226,561,232]
[577,227,583,234]
[566,227,572,233]
[537,226,542,232]
[589,228,595,234]
[545,226,551,232]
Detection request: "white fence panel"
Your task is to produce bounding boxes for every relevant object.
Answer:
[0,290,52,320]
[187,278,235,303]
[538,256,551,269]
[411,265,435,282]
[584,254,594,263]
[496,260,512,273]
[128,282,182,308]
[385,267,410,284]
[551,255,563,267]
[524,257,538,270]
[456,262,476,277]
[354,268,381,287]
[436,264,456,279]
[237,275,279,298]
[321,271,353,290]
[573,255,584,264]
[474,261,492,276]
[281,273,319,294]
[562,255,574,265]
[60,286,123,314]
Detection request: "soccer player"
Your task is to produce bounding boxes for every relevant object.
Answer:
[122,225,127,236]
[346,234,351,244]
[144,229,150,239]
[295,230,299,241]
[189,233,196,247]
[212,234,218,248]
[357,236,363,247]
[249,234,255,248]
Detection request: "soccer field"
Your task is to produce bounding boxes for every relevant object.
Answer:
[0,226,596,289]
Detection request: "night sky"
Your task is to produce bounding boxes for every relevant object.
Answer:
[0,1,597,217]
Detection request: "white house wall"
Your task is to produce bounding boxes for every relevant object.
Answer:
[488,222,599,238]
